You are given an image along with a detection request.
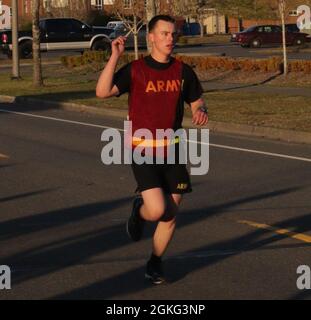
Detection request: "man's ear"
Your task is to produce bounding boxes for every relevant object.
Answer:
[148,32,154,44]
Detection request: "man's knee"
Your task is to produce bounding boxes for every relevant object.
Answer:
[145,205,166,222]
[143,194,181,222]
[159,201,179,222]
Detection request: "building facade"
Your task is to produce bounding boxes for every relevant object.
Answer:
[0,0,303,33]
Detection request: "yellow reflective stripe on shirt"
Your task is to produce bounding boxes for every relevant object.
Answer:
[132,137,180,147]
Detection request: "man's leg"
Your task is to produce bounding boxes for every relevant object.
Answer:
[139,189,181,256]
[152,193,182,257]
[141,191,182,284]
[127,187,166,242]
[140,187,167,222]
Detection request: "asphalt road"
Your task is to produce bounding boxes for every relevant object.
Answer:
[0,103,311,300]
[1,42,311,62]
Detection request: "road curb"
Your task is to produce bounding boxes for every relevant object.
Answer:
[1,94,311,145]
[0,61,62,69]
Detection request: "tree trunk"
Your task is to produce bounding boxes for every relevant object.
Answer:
[279,0,287,76]
[133,15,139,60]
[199,19,204,37]
[146,0,156,53]
[32,0,43,87]
[238,17,242,32]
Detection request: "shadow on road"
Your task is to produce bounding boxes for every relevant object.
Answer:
[1,185,308,299]
[51,210,311,300]
[0,188,58,204]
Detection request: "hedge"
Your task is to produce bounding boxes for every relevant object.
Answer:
[61,51,311,74]
[60,50,110,68]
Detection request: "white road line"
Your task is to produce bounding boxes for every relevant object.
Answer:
[0,109,112,129]
[199,141,311,163]
[1,108,311,163]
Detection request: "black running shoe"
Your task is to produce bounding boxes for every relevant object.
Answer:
[126,196,144,241]
[145,260,166,285]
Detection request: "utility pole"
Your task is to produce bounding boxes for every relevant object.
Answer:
[146,0,156,52]
[45,0,52,18]
[11,0,20,80]
[146,0,156,20]
[32,0,43,87]
[279,0,287,76]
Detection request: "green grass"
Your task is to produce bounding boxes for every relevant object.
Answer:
[0,57,61,66]
[201,92,311,132]
[250,44,311,55]
[177,34,231,46]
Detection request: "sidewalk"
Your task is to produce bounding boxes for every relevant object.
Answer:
[0,60,61,69]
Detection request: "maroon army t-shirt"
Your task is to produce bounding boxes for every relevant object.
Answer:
[113,55,203,132]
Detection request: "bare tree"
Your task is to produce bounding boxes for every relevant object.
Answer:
[278,0,288,75]
[261,0,304,75]
[32,0,43,87]
[210,0,281,33]
[168,0,210,36]
[146,0,157,52]
[213,0,305,75]
[42,0,91,22]
[112,0,146,59]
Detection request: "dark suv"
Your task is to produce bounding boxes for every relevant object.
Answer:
[1,18,113,58]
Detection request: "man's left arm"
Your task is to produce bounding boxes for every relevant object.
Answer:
[182,63,208,127]
[190,97,208,126]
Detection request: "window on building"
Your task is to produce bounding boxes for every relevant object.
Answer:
[289,10,299,16]
[91,0,103,10]
[123,0,131,9]
[24,0,29,14]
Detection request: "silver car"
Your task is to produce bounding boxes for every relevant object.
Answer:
[109,24,147,48]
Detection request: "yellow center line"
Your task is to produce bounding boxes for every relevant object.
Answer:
[0,153,9,159]
[238,219,311,244]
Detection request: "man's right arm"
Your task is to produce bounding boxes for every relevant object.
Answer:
[96,36,126,99]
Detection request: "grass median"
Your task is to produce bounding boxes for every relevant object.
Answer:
[0,63,311,132]
[177,34,231,46]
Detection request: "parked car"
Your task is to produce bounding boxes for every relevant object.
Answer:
[0,18,114,58]
[109,24,147,48]
[284,23,300,33]
[232,25,309,48]
[106,21,125,29]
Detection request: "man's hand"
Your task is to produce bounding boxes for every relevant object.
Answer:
[111,36,127,58]
[192,107,209,126]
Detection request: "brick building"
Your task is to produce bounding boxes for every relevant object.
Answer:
[0,0,32,19]
[0,1,303,33]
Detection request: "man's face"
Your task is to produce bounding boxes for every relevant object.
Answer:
[148,20,177,56]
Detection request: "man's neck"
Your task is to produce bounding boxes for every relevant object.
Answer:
[150,52,171,63]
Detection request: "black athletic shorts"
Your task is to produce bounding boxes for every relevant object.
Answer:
[131,160,192,194]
